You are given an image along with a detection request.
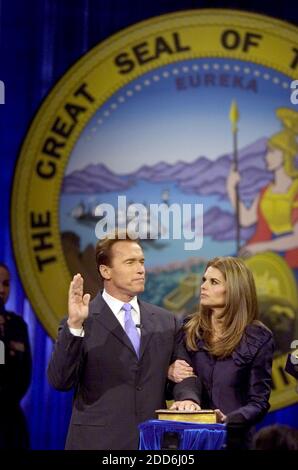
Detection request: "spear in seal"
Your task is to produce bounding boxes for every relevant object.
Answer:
[229,100,240,254]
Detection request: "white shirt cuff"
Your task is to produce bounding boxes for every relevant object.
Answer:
[69,326,85,337]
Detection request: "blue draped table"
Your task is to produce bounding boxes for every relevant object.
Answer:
[139,420,226,450]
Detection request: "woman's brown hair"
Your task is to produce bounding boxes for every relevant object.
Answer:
[184,256,262,357]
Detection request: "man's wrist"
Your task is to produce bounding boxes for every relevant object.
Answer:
[67,318,83,329]
[69,326,84,337]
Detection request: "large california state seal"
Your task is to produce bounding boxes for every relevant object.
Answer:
[11,10,298,410]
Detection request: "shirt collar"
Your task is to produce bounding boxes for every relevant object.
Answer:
[102,289,139,316]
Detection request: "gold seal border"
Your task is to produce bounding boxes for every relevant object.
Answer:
[11,9,298,409]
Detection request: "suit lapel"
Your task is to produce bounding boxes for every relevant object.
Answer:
[138,300,155,359]
[89,293,136,356]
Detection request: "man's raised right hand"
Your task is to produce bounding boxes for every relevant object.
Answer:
[67,273,90,329]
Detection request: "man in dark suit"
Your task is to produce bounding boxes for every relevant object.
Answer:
[0,263,32,449]
[47,232,200,450]
[285,348,298,381]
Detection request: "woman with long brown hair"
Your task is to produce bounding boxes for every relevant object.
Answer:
[170,256,275,448]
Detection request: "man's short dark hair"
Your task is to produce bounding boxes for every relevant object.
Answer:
[95,230,141,281]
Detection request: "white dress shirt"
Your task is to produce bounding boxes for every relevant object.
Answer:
[69,289,141,337]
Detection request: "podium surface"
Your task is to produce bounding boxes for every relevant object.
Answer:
[139,419,226,450]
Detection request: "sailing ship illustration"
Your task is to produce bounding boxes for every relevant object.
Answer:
[70,200,101,226]
[70,191,170,249]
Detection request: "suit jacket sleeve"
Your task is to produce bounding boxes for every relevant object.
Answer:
[169,316,202,404]
[227,330,274,425]
[16,319,32,401]
[171,376,202,404]
[0,313,32,404]
[47,318,84,391]
[170,316,193,363]
[285,351,298,380]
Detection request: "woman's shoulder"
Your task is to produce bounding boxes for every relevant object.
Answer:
[232,323,273,365]
[244,323,273,344]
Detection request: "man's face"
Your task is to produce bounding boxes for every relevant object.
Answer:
[101,241,145,301]
[0,266,10,305]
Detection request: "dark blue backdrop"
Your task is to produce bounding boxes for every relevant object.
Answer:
[0,0,297,450]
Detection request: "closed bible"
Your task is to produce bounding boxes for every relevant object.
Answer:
[155,409,216,424]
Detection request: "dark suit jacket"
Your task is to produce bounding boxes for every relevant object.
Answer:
[285,351,298,379]
[189,324,274,448]
[0,311,32,449]
[47,294,200,450]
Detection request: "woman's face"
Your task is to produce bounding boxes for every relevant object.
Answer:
[200,266,227,310]
[265,146,284,171]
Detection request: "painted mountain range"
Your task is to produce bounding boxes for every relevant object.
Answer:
[62,137,272,206]
[199,206,255,242]
[62,137,272,243]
